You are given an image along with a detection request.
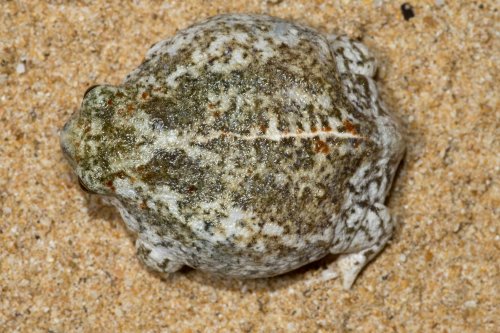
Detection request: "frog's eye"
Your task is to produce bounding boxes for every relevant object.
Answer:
[83,85,100,99]
[78,177,97,194]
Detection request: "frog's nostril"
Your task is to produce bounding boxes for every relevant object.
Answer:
[78,177,97,194]
[62,120,71,132]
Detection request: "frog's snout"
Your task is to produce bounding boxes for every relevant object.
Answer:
[60,113,78,165]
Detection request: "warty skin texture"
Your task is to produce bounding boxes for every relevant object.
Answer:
[61,14,405,289]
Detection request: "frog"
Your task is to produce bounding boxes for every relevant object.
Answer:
[60,13,405,289]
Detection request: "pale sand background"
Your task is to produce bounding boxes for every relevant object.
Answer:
[1,1,498,332]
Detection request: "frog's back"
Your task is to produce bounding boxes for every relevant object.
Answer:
[123,14,377,138]
[100,14,386,277]
[60,14,406,282]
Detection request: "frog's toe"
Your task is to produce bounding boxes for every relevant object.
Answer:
[136,238,183,273]
[336,237,389,289]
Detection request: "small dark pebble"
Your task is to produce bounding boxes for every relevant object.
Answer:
[29,109,37,120]
[401,3,415,21]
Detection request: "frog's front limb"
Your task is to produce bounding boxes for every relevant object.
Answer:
[136,238,184,273]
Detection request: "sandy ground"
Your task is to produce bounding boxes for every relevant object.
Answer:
[1,1,498,332]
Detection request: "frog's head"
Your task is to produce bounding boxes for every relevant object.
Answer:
[61,84,140,196]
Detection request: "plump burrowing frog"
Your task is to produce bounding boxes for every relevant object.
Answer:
[61,14,405,289]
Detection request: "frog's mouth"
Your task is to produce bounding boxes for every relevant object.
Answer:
[61,114,85,193]
[61,116,101,196]
[60,113,78,168]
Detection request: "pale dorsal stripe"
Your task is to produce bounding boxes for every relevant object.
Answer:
[191,129,362,143]
[232,129,361,141]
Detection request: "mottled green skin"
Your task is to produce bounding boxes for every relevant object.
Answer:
[61,14,405,285]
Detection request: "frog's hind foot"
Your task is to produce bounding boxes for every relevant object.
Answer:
[327,35,377,78]
[336,234,391,289]
[333,202,394,289]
